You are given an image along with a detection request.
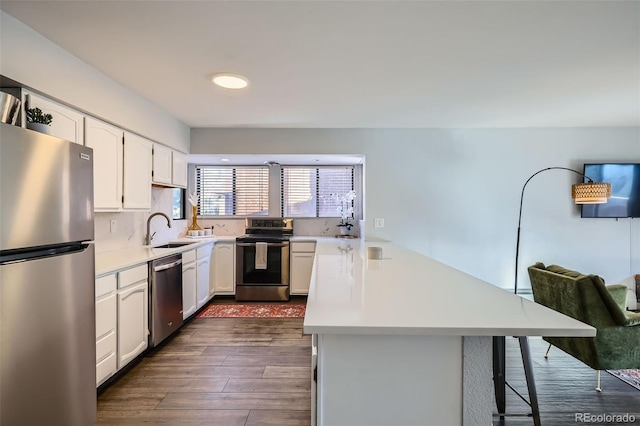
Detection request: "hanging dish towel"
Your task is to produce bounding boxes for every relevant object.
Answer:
[255,242,268,269]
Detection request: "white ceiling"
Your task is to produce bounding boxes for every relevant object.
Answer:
[2,1,639,128]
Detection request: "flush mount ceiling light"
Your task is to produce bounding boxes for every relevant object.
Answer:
[211,73,248,89]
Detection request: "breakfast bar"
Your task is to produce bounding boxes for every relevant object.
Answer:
[303,239,596,426]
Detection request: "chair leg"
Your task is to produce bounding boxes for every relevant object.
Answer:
[544,343,552,359]
[595,370,602,392]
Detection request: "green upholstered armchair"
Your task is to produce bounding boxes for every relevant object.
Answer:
[528,262,640,391]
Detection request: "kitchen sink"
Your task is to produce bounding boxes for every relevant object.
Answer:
[153,242,196,249]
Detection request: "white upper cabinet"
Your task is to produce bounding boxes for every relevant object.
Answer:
[152,144,173,185]
[172,151,188,188]
[85,117,124,211]
[123,132,152,210]
[26,92,85,145]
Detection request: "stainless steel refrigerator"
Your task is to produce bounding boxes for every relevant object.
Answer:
[0,122,96,425]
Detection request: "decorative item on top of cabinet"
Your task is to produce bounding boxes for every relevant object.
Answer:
[25,107,52,135]
[25,92,84,144]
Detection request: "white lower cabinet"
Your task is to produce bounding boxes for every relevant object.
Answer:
[95,274,117,387]
[117,280,148,369]
[213,241,235,295]
[290,241,316,295]
[95,263,149,387]
[196,243,214,309]
[182,249,197,319]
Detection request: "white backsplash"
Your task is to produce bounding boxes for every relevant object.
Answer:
[199,217,360,237]
[95,190,360,253]
[94,187,188,253]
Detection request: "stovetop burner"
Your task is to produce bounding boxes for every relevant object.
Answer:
[236,218,293,243]
[236,234,291,243]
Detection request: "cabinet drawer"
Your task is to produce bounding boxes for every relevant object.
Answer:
[96,294,116,339]
[197,244,213,260]
[119,264,148,288]
[96,331,116,362]
[96,352,117,386]
[183,249,196,264]
[96,274,117,298]
[291,241,316,253]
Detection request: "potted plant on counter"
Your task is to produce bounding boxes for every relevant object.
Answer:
[26,107,53,135]
[332,190,356,236]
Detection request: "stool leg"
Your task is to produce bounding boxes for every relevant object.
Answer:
[544,343,552,359]
[493,336,506,416]
[518,336,541,426]
[596,370,602,392]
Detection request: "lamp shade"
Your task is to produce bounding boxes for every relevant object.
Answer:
[571,182,612,204]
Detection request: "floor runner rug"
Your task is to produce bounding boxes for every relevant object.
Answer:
[607,369,640,391]
[197,303,306,318]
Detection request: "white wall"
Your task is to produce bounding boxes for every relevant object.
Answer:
[191,127,640,292]
[0,11,190,152]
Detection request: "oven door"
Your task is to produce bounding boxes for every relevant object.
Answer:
[236,241,290,286]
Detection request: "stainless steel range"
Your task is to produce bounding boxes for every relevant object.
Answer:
[236,218,293,301]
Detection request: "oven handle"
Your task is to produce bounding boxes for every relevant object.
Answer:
[236,242,289,248]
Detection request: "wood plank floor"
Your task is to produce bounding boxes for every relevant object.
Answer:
[496,336,640,425]
[97,298,311,426]
[98,299,639,425]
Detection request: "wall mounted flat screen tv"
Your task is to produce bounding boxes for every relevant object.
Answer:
[581,163,640,218]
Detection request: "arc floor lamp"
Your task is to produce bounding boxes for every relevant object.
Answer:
[493,167,611,426]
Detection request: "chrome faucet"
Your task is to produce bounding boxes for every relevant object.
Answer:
[146,212,171,246]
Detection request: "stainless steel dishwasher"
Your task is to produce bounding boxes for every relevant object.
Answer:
[149,253,183,347]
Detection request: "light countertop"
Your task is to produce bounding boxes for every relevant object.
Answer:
[303,238,596,338]
[94,235,311,277]
[95,237,220,277]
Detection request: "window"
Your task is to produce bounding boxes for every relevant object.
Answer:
[195,166,269,216]
[172,188,185,220]
[281,166,355,217]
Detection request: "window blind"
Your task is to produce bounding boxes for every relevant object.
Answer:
[195,166,269,216]
[281,166,354,217]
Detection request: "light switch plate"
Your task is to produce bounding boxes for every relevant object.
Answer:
[110,219,117,233]
[374,218,384,228]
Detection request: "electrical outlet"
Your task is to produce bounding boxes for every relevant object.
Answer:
[110,219,117,233]
[374,218,385,228]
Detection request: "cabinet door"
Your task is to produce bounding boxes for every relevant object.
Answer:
[172,151,188,188]
[290,253,315,295]
[95,293,117,386]
[182,261,197,319]
[26,93,84,144]
[196,258,210,309]
[152,144,172,185]
[123,132,152,210]
[213,242,235,294]
[117,281,148,369]
[85,117,123,211]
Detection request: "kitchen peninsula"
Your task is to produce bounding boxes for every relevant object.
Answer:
[303,239,596,426]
